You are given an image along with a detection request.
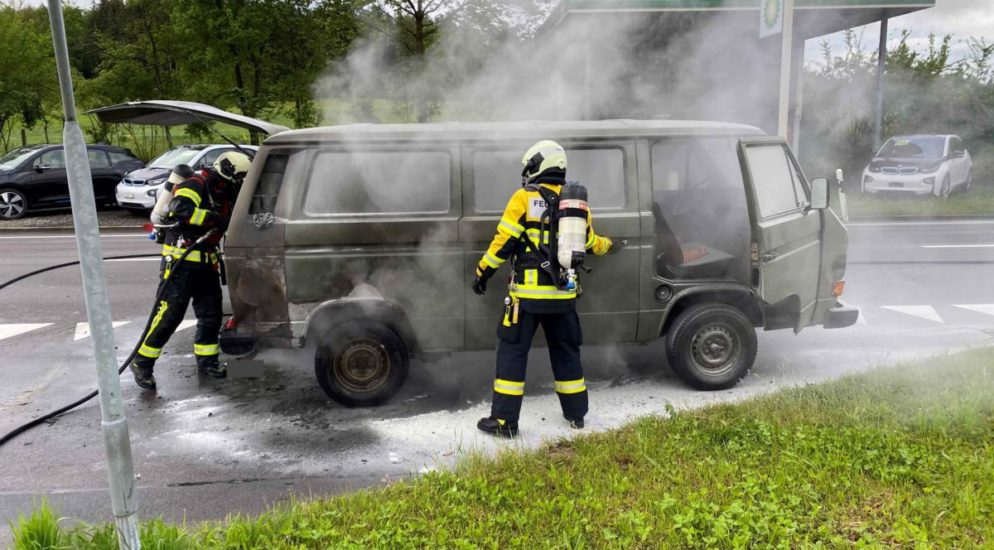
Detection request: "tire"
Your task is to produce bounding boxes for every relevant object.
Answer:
[0,188,28,220]
[939,176,951,199]
[314,321,409,407]
[665,303,758,391]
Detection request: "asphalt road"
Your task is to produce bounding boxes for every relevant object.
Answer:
[2,219,994,537]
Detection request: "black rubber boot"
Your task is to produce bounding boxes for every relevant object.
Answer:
[130,363,156,391]
[477,416,519,438]
[565,415,584,429]
[197,358,227,379]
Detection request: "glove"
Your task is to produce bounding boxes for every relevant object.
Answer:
[472,275,487,295]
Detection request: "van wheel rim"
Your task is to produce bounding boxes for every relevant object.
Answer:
[690,324,740,375]
[333,339,389,393]
[0,191,24,218]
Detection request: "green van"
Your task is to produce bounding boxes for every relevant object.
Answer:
[220,120,858,406]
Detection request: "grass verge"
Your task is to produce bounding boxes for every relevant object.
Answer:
[844,184,994,218]
[11,349,994,548]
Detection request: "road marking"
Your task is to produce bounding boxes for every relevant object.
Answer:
[857,311,868,325]
[953,304,994,317]
[921,244,994,249]
[0,234,145,240]
[0,323,52,341]
[177,320,198,332]
[882,305,944,323]
[848,220,994,227]
[74,321,130,341]
[104,257,160,262]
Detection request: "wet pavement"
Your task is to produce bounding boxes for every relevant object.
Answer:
[2,219,994,535]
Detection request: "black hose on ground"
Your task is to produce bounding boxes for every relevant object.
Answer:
[0,243,206,448]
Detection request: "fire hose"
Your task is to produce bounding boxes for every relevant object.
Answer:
[0,228,215,448]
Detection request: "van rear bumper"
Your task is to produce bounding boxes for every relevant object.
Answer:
[823,301,860,329]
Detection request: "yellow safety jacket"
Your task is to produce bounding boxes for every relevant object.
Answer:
[476,182,611,308]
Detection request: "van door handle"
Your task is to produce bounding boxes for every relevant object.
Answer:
[761,253,778,262]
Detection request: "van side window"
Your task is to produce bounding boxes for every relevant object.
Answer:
[304,151,450,215]
[250,153,288,218]
[472,147,626,212]
[650,138,748,281]
[744,144,804,218]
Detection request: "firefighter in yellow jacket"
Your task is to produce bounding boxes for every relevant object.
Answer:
[472,140,613,437]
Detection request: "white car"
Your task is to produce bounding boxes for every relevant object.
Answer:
[861,135,972,198]
[115,144,257,211]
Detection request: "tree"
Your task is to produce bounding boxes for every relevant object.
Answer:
[0,6,57,151]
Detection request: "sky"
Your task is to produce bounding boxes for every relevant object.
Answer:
[803,0,994,66]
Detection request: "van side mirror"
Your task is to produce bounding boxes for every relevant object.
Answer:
[952,150,965,158]
[810,177,830,210]
[834,168,844,185]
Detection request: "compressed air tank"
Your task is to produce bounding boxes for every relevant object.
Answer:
[557,183,589,289]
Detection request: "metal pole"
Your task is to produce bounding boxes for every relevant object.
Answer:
[776,0,795,137]
[45,2,141,549]
[873,15,888,152]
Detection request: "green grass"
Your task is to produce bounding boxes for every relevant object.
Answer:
[842,184,994,218]
[11,348,994,548]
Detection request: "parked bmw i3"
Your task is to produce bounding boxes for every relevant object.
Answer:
[861,135,973,198]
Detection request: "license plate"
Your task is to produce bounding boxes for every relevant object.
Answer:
[124,193,134,199]
[888,182,903,188]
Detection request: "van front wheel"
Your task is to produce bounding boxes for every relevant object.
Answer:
[665,303,757,390]
[314,322,409,407]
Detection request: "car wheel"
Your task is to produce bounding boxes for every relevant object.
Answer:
[314,321,409,407]
[665,303,757,391]
[940,176,951,200]
[0,188,28,220]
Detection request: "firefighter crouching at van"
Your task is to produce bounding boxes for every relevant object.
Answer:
[129,151,252,390]
[472,140,613,438]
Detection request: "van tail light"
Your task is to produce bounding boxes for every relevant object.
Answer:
[833,280,845,297]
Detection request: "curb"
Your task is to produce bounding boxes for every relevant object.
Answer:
[0,225,146,234]
[847,214,994,222]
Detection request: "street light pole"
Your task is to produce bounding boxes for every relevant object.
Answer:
[45,2,141,548]
[776,0,795,138]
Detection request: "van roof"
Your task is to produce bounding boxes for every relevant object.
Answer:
[265,119,764,144]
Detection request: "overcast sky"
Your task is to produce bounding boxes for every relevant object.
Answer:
[802,0,993,66]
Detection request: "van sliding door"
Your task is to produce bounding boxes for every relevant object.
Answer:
[460,140,640,349]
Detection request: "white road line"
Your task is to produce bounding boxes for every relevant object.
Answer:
[953,304,994,317]
[882,305,944,323]
[74,321,130,341]
[921,244,994,249]
[0,323,52,341]
[848,220,994,227]
[176,320,198,332]
[0,234,145,240]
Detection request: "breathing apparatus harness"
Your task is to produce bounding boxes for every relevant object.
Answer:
[0,227,216,448]
[511,181,592,293]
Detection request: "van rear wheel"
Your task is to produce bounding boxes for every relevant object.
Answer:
[314,321,409,407]
[665,303,757,390]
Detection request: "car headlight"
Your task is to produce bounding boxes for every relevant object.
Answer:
[923,177,935,186]
[864,175,873,183]
[868,164,881,173]
[919,164,940,174]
